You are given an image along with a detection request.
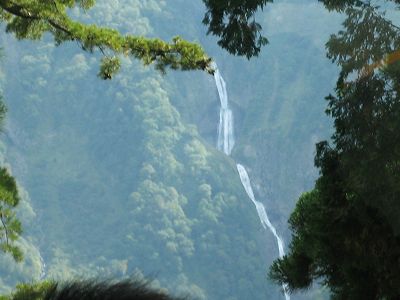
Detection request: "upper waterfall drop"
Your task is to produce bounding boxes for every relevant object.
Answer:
[214,66,235,155]
[213,63,290,300]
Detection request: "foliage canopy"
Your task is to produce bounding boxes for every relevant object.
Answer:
[202,0,270,58]
[269,1,400,298]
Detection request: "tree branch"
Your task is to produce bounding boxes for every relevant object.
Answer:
[0,0,213,76]
[0,0,37,20]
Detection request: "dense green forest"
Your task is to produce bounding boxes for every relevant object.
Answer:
[0,1,338,299]
[1,0,399,299]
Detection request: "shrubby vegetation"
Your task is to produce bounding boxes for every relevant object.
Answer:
[0,281,52,300]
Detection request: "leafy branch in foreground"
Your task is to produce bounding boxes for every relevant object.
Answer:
[0,0,213,78]
[202,0,271,58]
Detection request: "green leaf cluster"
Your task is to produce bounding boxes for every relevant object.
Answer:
[0,167,23,263]
[202,0,271,58]
[0,281,53,300]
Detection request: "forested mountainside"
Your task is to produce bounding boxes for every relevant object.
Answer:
[0,1,341,299]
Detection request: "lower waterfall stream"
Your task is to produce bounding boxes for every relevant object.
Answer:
[213,65,290,300]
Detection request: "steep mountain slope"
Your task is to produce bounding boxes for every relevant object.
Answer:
[0,1,341,299]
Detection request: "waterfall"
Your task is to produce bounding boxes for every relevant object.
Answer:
[213,64,290,300]
[214,67,235,155]
[39,250,46,280]
[237,164,286,259]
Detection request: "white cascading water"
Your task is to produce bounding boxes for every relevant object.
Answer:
[39,251,46,280]
[214,68,235,155]
[213,64,290,300]
[236,164,286,258]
